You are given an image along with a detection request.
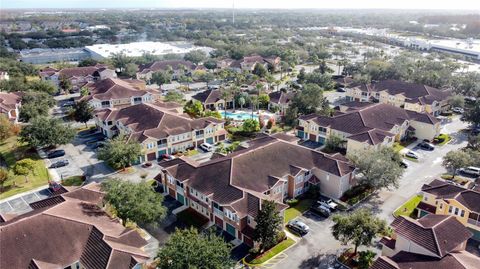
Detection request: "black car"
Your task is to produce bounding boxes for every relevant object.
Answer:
[47,150,66,159]
[310,204,331,218]
[286,220,310,236]
[418,142,435,151]
[50,160,69,168]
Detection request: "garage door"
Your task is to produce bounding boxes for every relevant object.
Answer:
[177,193,186,205]
[168,188,175,198]
[147,152,156,161]
[158,149,167,156]
[226,223,236,237]
[297,130,305,139]
[218,134,226,141]
[206,137,214,144]
[318,136,325,145]
[309,134,316,141]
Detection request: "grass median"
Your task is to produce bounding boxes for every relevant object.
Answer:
[284,199,314,223]
[393,195,422,218]
[249,237,295,264]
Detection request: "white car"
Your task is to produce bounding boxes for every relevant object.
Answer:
[200,142,214,152]
[452,107,464,114]
[459,167,480,177]
[318,198,338,210]
[405,150,419,159]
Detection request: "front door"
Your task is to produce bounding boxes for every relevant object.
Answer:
[177,193,185,205]
[226,223,236,237]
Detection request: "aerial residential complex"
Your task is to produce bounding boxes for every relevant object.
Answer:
[155,135,355,245]
[81,78,160,109]
[2,5,479,269]
[345,80,452,116]
[297,102,440,153]
[419,179,480,240]
[95,103,226,161]
[373,214,480,269]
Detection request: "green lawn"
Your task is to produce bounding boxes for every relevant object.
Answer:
[0,136,50,199]
[185,149,199,156]
[250,238,295,264]
[61,175,85,186]
[284,199,314,223]
[393,195,422,218]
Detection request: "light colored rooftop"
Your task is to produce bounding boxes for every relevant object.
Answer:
[85,41,213,58]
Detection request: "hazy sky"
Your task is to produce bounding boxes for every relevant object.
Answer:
[2,0,480,10]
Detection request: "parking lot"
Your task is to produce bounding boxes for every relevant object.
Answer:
[41,129,114,183]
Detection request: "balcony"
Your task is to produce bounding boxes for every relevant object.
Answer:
[214,208,224,216]
[468,218,480,227]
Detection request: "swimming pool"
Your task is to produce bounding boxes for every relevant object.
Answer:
[222,111,259,120]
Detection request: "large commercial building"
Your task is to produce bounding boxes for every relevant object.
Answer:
[20,48,91,64]
[85,41,213,60]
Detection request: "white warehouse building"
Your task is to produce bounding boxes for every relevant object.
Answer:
[85,41,213,60]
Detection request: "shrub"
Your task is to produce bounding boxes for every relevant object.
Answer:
[286,199,299,206]
[276,230,287,243]
[358,250,377,269]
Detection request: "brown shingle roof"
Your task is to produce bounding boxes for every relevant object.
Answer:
[0,184,148,269]
[371,250,479,269]
[391,215,472,258]
[422,180,480,212]
[192,89,224,104]
[301,102,437,140]
[268,91,295,105]
[58,66,98,79]
[83,78,148,102]
[354,80,451,105]
[138,60,195,74]
[97,103,223,142]
[160,136,354,208]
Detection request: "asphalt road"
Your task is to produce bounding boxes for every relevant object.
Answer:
[273,116,469,269]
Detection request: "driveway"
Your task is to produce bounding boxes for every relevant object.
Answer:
[273,116,469,269]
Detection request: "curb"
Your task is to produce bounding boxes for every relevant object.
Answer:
[242,236,298,267]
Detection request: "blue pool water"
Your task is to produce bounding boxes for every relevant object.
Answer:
[222,111,259,120]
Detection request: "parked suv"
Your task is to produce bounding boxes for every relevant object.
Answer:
[50,160,69,168]
[317,198,338,211]
[418,142,435,151]
[310,204,331,218]
[47,150,65,159]
[200,142,214,152]
[286,220,310,236]
[459,167,480,177]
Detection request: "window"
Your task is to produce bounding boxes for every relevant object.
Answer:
[454,208,459,215]
[449,206,453,213]
[460,210,465,217]
[439,203,443,209]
